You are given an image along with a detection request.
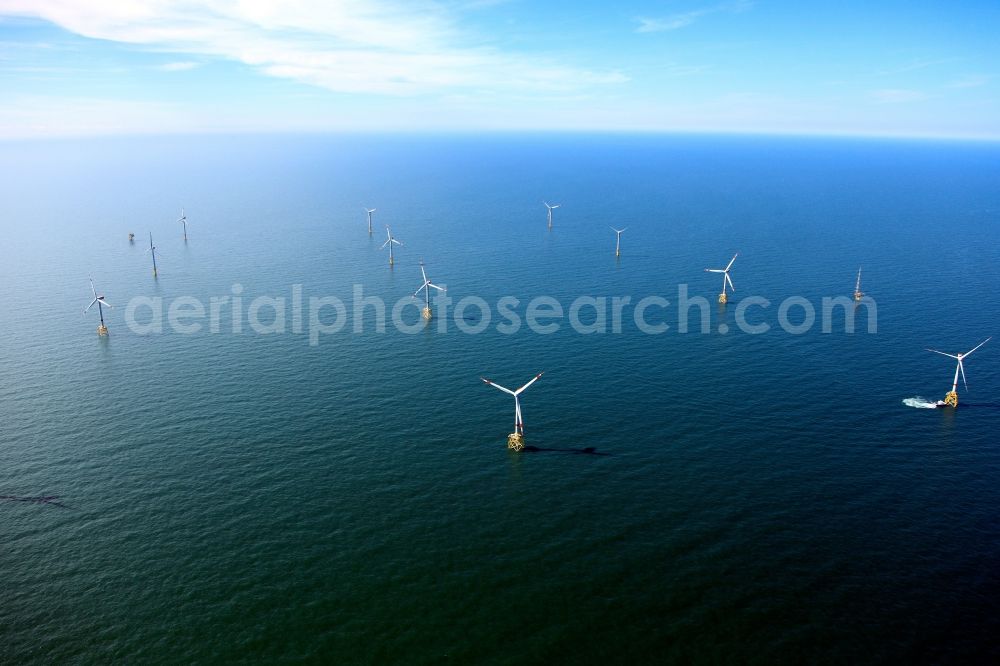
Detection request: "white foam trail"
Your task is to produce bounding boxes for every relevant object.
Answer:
[903,397,939,409]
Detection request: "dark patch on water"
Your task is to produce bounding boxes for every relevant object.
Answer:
[522,445,610,456]
[1,495,71,509]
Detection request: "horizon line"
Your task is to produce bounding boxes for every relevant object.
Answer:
[1,128,999,145]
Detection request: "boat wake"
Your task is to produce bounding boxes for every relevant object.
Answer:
[903,397,939,409]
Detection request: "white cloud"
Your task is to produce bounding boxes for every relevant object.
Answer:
[0,95,195,139]
[658,63,711,77]
[875,57,961,77]
[158,61,200,72]
[636,13,702,33]
[947,74,990,89]
[636,0,753,34]
[0,0,625,96]
[871,89,927,104]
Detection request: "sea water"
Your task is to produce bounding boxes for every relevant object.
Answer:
[1,133,999,663]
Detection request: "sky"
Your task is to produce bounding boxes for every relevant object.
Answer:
[0,0,998,140]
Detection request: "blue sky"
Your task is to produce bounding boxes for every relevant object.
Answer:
[1,1,998,139]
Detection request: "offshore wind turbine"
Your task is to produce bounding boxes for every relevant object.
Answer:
[146,232,159,277]
[365,207,376,234]
[382,226,402,266]
[705,252,738,304]
[926,337,991,408]
[611,227,627,257]
[413,260,445,320]
[853,267,864,302]
[178,209,189,241]
[481,372,544,451]
[544,202,560,230]
[84,277,113,336]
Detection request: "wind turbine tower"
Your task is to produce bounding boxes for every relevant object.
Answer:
[611,227,627,258]
[414,260,445,320]
[147,233,159,277]
[382,226,402,266]
[544,202,560,230]
[926,337,991,407]
[84,277,113,336]
[481,372,544,451]
[705,253,738,304]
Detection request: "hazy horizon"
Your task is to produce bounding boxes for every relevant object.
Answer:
[3,127,1000,146]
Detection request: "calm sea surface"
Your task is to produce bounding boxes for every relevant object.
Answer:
[1,134,999,663]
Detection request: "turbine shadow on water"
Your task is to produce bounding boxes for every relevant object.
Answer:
[1,495,72,509]
[522,445,610,456]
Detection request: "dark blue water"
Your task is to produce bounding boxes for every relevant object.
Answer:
[1,134,999,663]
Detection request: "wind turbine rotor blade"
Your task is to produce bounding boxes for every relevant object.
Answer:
[926,349,960,359]
[98,298,113,308]
[964,336,992,357]
[427,283,445,291]
[381,239,391,249]
[726,253,738,271]
[420,264,428,283]
[725,273,735,291]
[514,371,544,395]
[481,378,516,396]
[959,359,968,391]
[706,269,724,273]
[84,298,97,313]
[392,239,402,245]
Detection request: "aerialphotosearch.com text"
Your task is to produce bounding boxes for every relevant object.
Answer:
[122,283,877,345]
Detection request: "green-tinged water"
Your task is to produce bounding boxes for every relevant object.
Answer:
[2,134,999,663]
